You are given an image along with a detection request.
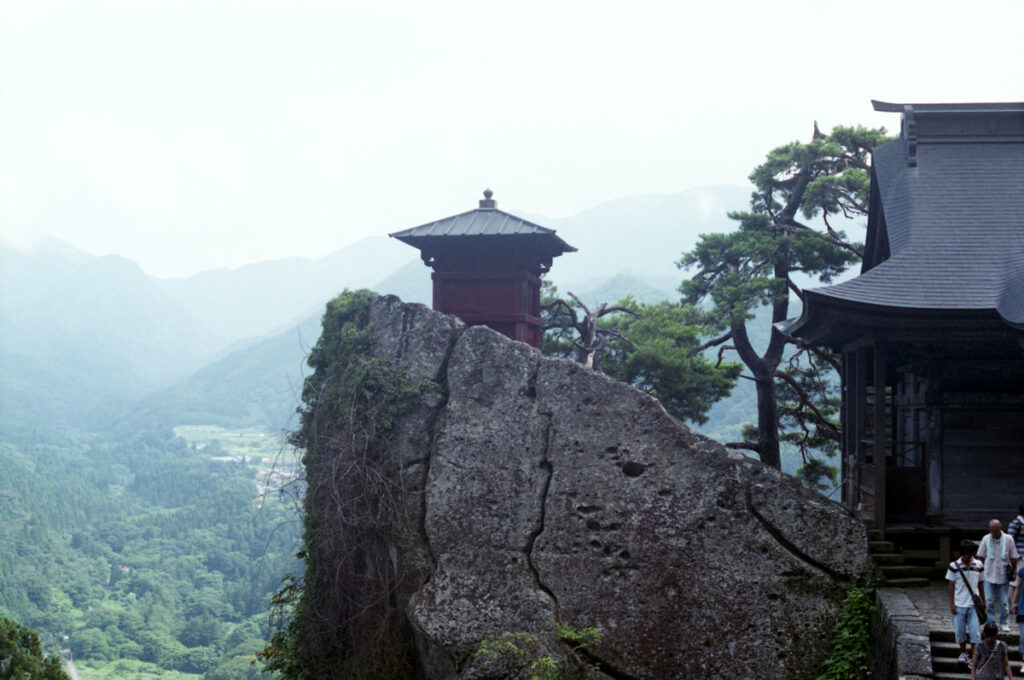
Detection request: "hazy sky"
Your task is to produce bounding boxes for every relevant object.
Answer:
[2,0,1022,278]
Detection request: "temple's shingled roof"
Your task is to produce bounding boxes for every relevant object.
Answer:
[799,101,1024,329]
[390,190,576,256]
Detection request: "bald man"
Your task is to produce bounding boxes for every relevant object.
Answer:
[979,519,1020,632]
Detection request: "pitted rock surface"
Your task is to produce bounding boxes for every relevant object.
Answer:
[353,296,870,679]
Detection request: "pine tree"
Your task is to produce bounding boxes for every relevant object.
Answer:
[0,616,71,680]
[679,122,890,475]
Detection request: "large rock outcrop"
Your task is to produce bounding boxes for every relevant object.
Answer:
[347,295,870,679]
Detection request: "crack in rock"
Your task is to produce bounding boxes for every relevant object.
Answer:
[417,324,462,575]
[746,488,850,582]
[524,419,559,613]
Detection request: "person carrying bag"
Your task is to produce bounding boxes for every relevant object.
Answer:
[972,621,1013,680]
[948,540,987,666]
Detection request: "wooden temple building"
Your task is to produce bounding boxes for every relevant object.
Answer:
[786,101,1024,550]
[390,190,576,348]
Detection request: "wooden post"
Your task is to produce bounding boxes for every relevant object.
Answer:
[854,347,869,515]
[926,405,943,518]
[842,351,856,508]
[873,344,887,530]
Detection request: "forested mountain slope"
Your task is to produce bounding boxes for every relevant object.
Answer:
[0,429,300,679]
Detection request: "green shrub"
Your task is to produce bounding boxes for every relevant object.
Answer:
[474,620,603,680]
[817,586,874,680]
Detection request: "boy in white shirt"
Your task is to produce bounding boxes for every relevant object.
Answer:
[947,539,986,666]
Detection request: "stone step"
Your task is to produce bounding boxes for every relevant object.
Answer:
[934,655,963,666]
[933,654,1024,674]
[867,528,884,541]
[872,552,906,566]
[880,561,942,577]
[882,576,931,588]
[934,666,1024,680]
[869,539,895,552]
[932,656,970,673]
[931,629,1021,644]
[879,564,936,579]
[937,659,966,675]
[931,640,1021,656]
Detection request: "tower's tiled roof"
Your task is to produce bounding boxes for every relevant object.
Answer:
[389,191,576,256]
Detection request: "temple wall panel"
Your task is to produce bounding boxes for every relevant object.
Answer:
[941,407,1024,523]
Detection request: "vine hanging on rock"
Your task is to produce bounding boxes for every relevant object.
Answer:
[260,289,438,680]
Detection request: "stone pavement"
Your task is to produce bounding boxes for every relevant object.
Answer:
[904,581,954,631]
[906,580,1024,637]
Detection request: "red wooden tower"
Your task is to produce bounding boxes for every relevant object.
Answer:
[390,190,576,347]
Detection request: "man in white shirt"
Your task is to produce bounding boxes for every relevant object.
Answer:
[947,539,986,666]
[979,518,1020,632]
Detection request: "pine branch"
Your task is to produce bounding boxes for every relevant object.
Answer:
[773,369,840,436]
[690,331,734,356]
[787,278,804,301]
[803,344,841,373]
[784,218,864,257]
[725,441,762,454]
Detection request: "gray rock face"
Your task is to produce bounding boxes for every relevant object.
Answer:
[356,295,870,679]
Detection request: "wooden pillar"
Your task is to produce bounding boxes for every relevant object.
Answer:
[873,343,887,529]
[840,352,848,506]
[841,352,855,508]
[926,405,943,518]
[853,347,869,515]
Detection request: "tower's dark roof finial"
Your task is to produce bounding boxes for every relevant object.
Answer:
[480,189,496,209]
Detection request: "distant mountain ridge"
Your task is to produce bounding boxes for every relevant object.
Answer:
[540,184,750,285]
[1,184,755,434]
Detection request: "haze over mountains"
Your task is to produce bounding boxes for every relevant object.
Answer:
[1,185,752,436]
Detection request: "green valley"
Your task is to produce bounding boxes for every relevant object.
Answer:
[0,429,301,679]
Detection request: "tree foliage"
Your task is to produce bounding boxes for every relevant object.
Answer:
[679,122,890,480]
[598,299,741,425]
[0,616,70,680]
[542,285,740,425]
[0,427,296,680]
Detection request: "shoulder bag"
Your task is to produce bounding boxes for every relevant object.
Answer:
[954,560,987,624]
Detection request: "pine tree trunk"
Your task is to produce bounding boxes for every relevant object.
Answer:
[729,322,783,470]
[754,370,781,469]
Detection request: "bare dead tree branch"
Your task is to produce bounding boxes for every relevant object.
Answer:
[548,293,640,370]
